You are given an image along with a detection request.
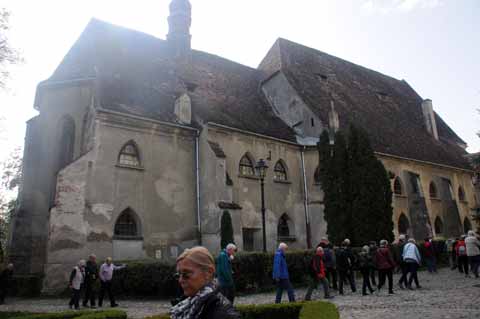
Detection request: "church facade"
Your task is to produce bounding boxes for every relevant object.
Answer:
[9,0,476,292]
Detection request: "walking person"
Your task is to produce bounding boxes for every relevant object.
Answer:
[368,241,378,286]
[305,246,333,300]
[403,238,422,289]
[375,240,395,294]
[336,239,356,295]
[445,238,456,270]
[465,230,480,278]
[83,254,98,308]
[170,246,240,319]
[0,263,14,305]
[69,260,85,310]
[423,238,437,273]
[273,243,295,303]
[216,243,236,303]
[395,235,408,289]
[98,257,126,308]
[323,243,338,290]
[455,235,469,276]
[358,246,375,295]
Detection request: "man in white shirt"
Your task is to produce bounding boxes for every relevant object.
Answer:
[98,257,126,307]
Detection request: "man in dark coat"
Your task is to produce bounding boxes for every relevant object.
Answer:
[0,263,14,304]
[336,239,356,295]
[83,254,99,308]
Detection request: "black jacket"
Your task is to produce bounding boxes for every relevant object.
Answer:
[84,260,98,283]
[336,247,355,271]
[199,291,240,319]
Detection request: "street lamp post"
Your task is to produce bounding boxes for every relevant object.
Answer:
[255,159,268,252]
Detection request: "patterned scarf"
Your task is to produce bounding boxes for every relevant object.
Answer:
[170,283,215,319]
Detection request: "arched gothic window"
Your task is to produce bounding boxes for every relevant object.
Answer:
[239,154,255,176]
[314,166,321,184]
[398,213,410,235]
[393,177,403,195]
[278,214,290,238]
[273,160,287,181]
[434,216,444,235]
[118,141,141,167]
[429,182,438,198]
[464,217,472,234]
[114,208,139,238]
[458,186,465,201]
[58,115,76,170]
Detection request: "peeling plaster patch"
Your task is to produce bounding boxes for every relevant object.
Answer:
[154,170,184,210]
[242,187,248,193]
[91,203,114,220]
[87,231,112,242]
[50,239,83,252]
[240,201,261,228]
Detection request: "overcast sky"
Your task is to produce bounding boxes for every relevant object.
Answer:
[0,0,479,163]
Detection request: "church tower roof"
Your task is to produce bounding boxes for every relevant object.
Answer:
[167,0,192,57]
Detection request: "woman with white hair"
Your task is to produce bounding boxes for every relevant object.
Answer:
[403,238,422,289]
[273,242,296,303]
[68,259,85,310]
[216,243,237,302]
[171,246,239,319]
[465,230,480,278]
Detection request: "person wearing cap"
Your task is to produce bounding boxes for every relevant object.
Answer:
[273,242,296,303]
[170,246,239,319]
[465,230,480,278]
[216,243,237,303]
[0,263,14,304]
[305,246,333,300]
[83,254,99,308]
[336,239,356,295]
[98,257,126,308]
[69,260,86,310]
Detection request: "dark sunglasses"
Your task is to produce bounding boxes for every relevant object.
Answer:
[174,271,194,280]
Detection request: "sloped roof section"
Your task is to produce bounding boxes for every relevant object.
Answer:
[259,38,470,170]
[46,19,297,142]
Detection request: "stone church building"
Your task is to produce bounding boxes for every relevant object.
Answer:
[9,0,476,291]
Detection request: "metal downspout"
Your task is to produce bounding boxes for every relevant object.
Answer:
[195,133,202,245]
[301,146,312,248]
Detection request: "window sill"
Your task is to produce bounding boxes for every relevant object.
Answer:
[238,174,260,180]
[274,180,291,185]
[278,236,297,242]
[116,164,145,171]
[113,236,144,241]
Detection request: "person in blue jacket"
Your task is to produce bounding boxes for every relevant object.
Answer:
[216,243,237,303]
[273,242,295,303]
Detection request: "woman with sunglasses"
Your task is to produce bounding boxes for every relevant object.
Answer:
[170,246,240,319]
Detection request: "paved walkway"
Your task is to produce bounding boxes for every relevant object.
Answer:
[1,269,479,318]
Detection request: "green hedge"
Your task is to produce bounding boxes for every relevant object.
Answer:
[2,310,126,319]
[145,301,339,319]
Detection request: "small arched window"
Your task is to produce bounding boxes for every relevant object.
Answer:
[393,177,403,195]
[398,213,410,235]
[464,217,472,233]
[239,154,255,176]
[434,216,444,235]
[429,182,438,198]
[274,160,287,181]
[458,186,465,201]
[278,214,290,238]
[114,208,139,238]
[118,141,141,167]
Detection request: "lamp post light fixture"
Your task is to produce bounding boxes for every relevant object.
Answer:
[255,158,268,252]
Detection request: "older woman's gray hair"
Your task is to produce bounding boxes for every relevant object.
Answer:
[468,230,477,237]
[379,239,388,247]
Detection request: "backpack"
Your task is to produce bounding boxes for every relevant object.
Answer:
[458,245,467,256]
[323,248,333,265]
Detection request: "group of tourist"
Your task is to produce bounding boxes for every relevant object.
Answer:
[67,255,126,310]
[446,230,480,278]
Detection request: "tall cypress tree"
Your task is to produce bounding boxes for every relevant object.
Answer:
[220,210,234,249]
[348,125,393,245]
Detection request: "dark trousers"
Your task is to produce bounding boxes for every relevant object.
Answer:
[83,279,96,307]
[458,256,469,275]
[360,268,374,294]
[69,288,81,309]
[275,279,295,303]
[377,269,393,293]
[425,256,437,273]
[219,285,235,303]
[406,262,420,288]
[398,262,408,287]
[99,280,115,307]
[338,270,356,294]
[325,267,337,289]
[370,267,377,286]
[469,255,480,278]
[304,277,330,300]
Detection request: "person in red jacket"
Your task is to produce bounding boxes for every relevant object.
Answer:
[304,246,333,300]
[455,235,469,276]
[375,239,395,294]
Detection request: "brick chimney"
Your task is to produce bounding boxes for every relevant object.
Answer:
[421,99,439,141]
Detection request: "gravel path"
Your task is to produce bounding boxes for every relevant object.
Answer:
[1,268,479,318]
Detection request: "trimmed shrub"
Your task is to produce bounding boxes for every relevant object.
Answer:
[4,310,126,319]
[9,274,43,297]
